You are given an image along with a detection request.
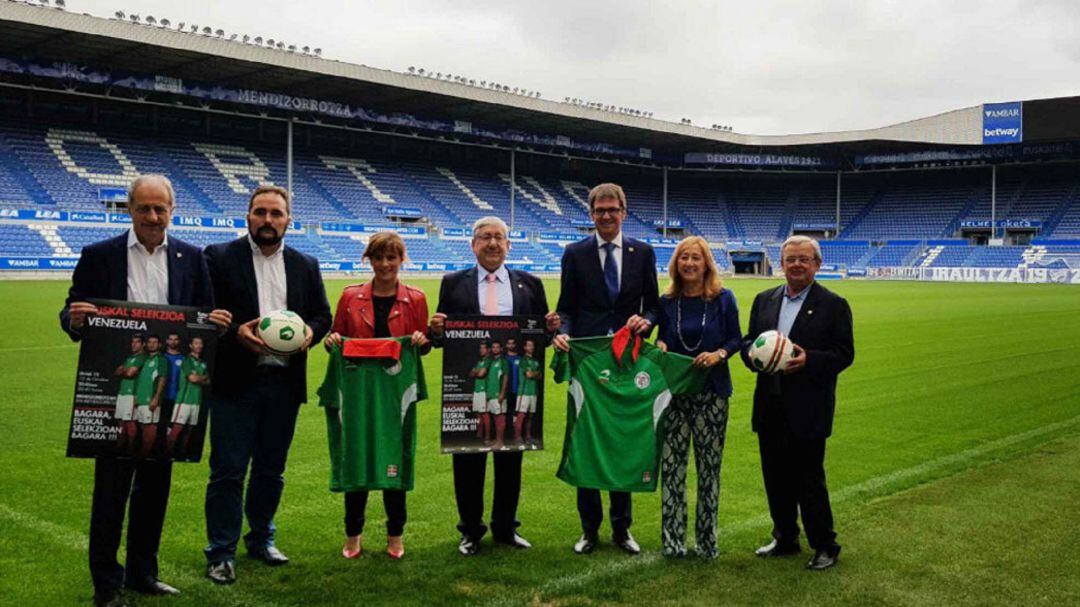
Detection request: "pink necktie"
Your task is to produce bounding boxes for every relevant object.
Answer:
[484,272,499,315]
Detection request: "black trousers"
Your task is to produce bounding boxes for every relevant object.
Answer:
[453,451,522,540]
[757,396,838,552]
[344,490,406,537]
[88,457,172,593]
[576,489,632,538]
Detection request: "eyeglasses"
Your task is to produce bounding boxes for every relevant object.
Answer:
[591,207,624,217]
[130,204,172,216]
[475,234,507,243]
[783,256,816,265]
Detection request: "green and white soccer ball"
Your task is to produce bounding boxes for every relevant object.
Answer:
[258,310,306,355]
[749,330,795,374]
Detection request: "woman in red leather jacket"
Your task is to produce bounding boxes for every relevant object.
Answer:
[323,231,431,560]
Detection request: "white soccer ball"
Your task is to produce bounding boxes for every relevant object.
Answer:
[749,330,796,374]
[258,310,306,355]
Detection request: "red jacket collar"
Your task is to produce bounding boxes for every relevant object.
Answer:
[354,281,413,303]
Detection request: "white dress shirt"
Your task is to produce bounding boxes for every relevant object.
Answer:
[249,234,289,366]
[126,229,169,304]
[595,231,624,291]
[476,264,514,316]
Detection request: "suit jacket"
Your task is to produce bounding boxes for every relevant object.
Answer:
[740,281,854,440]
[556,235,659,338]
[60,232,214,340]
[204,237,332,404]
[433,266,550,346]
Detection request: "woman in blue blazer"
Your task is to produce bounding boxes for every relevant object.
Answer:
[648,236,741,559]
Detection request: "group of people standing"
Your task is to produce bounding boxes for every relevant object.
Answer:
[61,176,853,607]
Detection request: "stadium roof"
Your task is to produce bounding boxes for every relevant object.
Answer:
[2,2,1078,156]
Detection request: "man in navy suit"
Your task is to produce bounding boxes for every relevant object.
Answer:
[553,182,659,555]
[202,185,331,584]
[740,235,854,570]
[60,175,231,607]
[429,216,560,556]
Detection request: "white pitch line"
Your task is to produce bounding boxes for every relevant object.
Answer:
[0,503,284,607]
[480,413,1080,607]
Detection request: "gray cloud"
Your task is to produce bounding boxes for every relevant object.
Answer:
[77,0,1080,134]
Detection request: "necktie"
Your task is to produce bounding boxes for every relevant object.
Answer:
[602,241,619,304]
[484,272,499,315]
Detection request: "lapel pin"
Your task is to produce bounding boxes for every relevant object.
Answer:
[176,252,182,258]
[517,283,523,289]
[628,247,635,253]
[807,309,814,315]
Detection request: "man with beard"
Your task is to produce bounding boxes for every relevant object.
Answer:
[160,332,185,454]
[114,334,146,454]
[133,334,169,459]
[167,336,209,458]
[202,184,331,585]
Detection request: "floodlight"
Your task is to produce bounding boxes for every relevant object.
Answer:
[56,0,66,6]
[216,29,225,37]
[177,22,184,30]
[230,33,238,40]
[288,45,296,52]
[243,35,250,43]
[115,10,124,19]
[254,36,263,44]
[202,27,211,35]
[276,42,284,49]
[190,25,198,32]
[145,16,155,25]
[267,38,275,45]
[304,46,311,53]
[314,48,322,55]
[408,66,415,73]
[160,18,170,27]
[130,15,139,23]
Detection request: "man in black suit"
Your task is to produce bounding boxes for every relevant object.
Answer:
[429,216,560,556]
[202,185,331,584]
[741,235,854,570]
[552,182,659,555]
[60,174,231,607]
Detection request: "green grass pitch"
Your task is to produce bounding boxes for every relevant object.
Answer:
[0,278,1078,606]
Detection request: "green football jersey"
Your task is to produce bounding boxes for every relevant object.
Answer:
[118,353,146,396]
[317,337,427,492]
[485,356,509,399]
[472,357,491,394]
[552,329,707,492]
[175,356,208,406]
[518,356,541,397]
[134,353,166,405]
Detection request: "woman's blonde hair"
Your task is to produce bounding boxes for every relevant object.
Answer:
[664,236,723,300]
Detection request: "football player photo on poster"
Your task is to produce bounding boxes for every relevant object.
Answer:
[66,298,218,462]
[440,314,547,454]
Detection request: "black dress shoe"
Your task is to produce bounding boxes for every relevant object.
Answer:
[493,532,532,549]
[207,560,236,585]
[755,539,801,557]
[93,590,130,607]
[573,533,598,554]
[126,576,180,595]
[458,535,480,556]
[613,532,641,555]
[806,547,840,570]
[249,545,290,566]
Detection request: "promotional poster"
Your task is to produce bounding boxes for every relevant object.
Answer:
[440,315,546,454]
[66,299,218,462]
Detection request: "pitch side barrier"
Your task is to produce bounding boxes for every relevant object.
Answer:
[867,266,1080,285]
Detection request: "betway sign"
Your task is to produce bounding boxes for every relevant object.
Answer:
[982,101,1022,144]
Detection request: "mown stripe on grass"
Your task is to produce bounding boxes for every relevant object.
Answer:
[0,503,285,607]
[481,413,1080,607]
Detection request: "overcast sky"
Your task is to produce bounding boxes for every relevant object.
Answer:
[75,0,1080,135]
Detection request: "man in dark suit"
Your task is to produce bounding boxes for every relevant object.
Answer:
[60,175,231,607]
[202,184,331,584]
[430,216,560,556]
[553,182,659,555]
[741,235,854,570]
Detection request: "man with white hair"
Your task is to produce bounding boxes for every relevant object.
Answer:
[61,174,231,607]
[430,216,560,555]
[740,235,854,571]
